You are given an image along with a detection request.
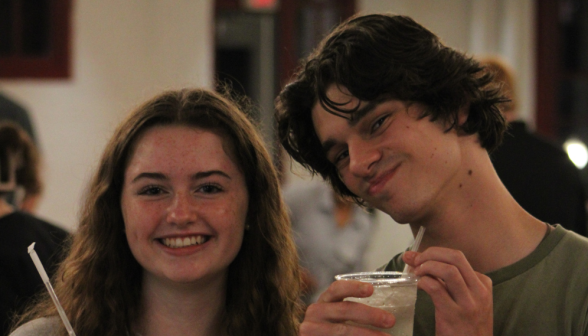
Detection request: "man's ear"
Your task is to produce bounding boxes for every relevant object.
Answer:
[457,104,470,127]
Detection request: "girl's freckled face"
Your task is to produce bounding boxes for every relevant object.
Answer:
[120,125,249,284]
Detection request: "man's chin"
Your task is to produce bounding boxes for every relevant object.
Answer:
[377,202,419,224]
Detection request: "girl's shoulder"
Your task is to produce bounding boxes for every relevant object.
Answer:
[10,317,61,336]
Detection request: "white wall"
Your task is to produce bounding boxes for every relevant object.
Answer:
[358,0,473,51]
[0,0,214,231]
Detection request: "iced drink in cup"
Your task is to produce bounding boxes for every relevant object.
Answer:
[335,271,418,336]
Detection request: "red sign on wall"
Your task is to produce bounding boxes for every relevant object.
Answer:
[244,0,278,10]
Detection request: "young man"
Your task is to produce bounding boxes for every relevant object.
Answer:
[276,14,588,336]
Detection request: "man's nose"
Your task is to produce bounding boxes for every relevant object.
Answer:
[348,137,380,177]
[167,192,196,226]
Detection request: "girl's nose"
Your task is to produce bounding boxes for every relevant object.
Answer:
[167,193,196,226]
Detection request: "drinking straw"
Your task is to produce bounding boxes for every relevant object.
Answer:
[28,243,77,336]
[402,226,426,275]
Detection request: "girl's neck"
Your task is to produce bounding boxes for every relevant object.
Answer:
[134,274,227,336]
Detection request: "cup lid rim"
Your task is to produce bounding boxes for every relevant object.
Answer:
[335,271,418,284]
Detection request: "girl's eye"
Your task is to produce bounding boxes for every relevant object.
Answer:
[139,185,164,195]
[200,184,222,194]
[371,115,388,132]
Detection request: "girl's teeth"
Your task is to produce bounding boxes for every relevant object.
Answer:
[163,236,206,248]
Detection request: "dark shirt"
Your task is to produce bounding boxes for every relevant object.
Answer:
[491,121,587,236]
[0,211,69,336]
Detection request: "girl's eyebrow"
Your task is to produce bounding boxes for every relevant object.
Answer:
[191,170,231,180]
[131,170,231,183]
[131,172,166,183]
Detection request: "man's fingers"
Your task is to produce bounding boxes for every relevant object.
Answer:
[415,260,473,303]
[300,320,393,336]
[417,275,459,309]
[475,272,493,290]
[299,280,396,335]
[403,250,418,266]
[317,280,374,303]
[302,301,395,336]
[414,247,483,290]
[305,301,395,327]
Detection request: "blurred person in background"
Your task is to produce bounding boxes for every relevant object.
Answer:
[0,122,69,336]
[0,92,43,213]
[482,57,587,236]
[0,93,37,144]
[283,178,376,305]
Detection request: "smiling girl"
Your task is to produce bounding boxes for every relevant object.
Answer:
[10,88,302,336]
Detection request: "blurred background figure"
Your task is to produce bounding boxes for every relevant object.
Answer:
[482,56,587,236]
[0,122,68,336]
[0,93,41,213]
[283,178,376,305]
[0,93,37,145]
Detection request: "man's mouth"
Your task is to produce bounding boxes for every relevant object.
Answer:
[159,235,209,248]
[367,165,400,196]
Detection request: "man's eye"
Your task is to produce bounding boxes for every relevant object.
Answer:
[334,150,349,164]
[371,115,388,132]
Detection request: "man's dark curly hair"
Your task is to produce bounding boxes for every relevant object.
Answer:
[276,13,507,202]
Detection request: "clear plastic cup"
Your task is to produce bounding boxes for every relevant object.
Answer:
[335,271,418,336]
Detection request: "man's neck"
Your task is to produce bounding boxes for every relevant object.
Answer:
[407,139,547,274]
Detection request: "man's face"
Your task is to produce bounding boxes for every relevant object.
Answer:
[311,85,464,223]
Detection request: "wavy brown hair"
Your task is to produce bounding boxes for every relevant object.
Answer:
[14,88,302,335]
[276,13,508,201]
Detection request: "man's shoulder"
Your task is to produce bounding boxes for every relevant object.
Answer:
[492,226,588,335]
[556,228,588,262]
[9,317,61,336]
[516,226,588,287]
[543,225,588,255]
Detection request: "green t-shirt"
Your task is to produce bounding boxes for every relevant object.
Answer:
[383,225,588,336]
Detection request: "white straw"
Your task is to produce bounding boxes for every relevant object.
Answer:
[28,243,77,336]
[402,226,426,275]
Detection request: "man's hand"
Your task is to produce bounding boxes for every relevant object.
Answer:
[404,247,493,336]
[300,280,395,336]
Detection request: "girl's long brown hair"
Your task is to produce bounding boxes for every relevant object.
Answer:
[14,88,302,335]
